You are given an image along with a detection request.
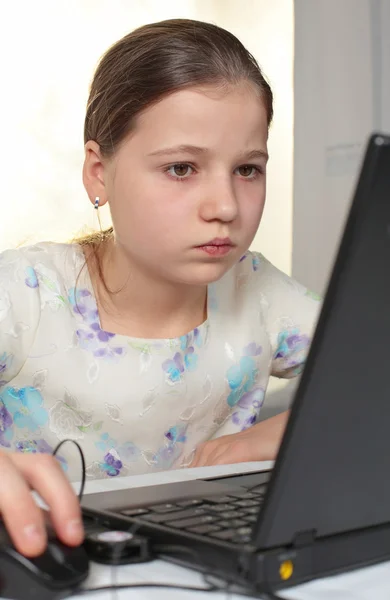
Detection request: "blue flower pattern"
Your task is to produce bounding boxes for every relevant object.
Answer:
[239,253,261,271]
[274,329,310,374]
[162,329,202,384]
[98,449,124,477]
[226,342,262,408]
[93,433,141,477]
[152,424,188,470]
[1,386,48,433]
[25,266,39,288]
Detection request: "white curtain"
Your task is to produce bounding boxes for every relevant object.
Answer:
[293,0,390,294]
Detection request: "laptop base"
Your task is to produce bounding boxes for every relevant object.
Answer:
[83,503,390,594]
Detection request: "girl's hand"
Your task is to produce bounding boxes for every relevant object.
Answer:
[190,410,289,468]
[0,451,84,556]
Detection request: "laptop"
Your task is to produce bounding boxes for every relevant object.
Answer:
[82,132,390,594]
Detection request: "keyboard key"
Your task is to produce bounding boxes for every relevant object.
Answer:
[187,524,222,535]
[243,515,257,523]
[205,503,235,512]
[120,508,150,516]
[217,519,247,528]
[211,528,253,543]
[203,496,235,504]
[150,503,179,513]
[244,507,260,515]
[210,529,236,540]
[234,535,253,543]
[234,534,252,543]
[169,515,218,528]
[218,510,245,519]
[142,507,205,524]
[235,499,260,508]
[228,491,259,499]
[177,499,203,508]
[248,484,268,495]
[236,526,253,536]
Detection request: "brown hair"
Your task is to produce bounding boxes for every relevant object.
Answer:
[77,18,273,289]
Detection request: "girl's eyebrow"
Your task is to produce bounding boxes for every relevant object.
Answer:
[148,144,269,161]
[148,144,207,157]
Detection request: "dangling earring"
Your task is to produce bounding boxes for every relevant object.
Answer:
[94,196,102,232]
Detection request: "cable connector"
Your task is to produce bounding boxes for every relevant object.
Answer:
[84,530,154,565]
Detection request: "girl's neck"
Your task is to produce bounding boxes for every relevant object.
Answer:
[84,240,208,339]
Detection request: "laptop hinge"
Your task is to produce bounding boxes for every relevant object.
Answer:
[292,528,317,548]
[251,531,317,590]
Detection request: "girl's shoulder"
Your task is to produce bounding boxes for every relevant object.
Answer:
[223,250,321,299]
[0,240,80,268]
[0,241,82,289]
[0,242,81,385]
[213,251,323,373]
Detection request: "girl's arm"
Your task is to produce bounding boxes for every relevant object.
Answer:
[191,409,290,467]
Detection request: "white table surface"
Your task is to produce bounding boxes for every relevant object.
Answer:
[73,557,390,600]
[8,463,390,599]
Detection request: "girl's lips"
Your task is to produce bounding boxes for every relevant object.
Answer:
[195,244,233,256]
[201,237,233,246]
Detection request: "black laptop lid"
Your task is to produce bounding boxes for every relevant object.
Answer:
[255,133,390,549]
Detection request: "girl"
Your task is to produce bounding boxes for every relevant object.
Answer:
[0,19,320,557]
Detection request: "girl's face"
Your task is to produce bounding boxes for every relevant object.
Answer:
[87,82,269,286]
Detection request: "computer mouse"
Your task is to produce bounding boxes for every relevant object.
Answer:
[0,520,89,600]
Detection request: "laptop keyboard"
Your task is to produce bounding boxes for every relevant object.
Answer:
[118,484,267,544]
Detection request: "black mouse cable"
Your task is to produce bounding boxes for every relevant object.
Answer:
[52,439,86,500]
[75,543,228,597]
[51,440,285,600]
[74,580,286,599]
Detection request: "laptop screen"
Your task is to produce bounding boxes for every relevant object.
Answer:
[256,134,390,549]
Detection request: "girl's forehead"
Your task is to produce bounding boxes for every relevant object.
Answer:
[126,83,268,148]
[139,82,263,118]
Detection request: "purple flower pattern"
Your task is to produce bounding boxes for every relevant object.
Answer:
[68,287,126,361]
[152,424,188,470]
[0,352,13,388]
[162,329,202,384]
[238,253,261,271]
[101,450,123,476]
[225,342,264,430]
[15,439,68,471]
[0,401,13,447]
[232,387,265,430]
[24,266,39,288]
[92,433,141,477]
[274,329,310,375]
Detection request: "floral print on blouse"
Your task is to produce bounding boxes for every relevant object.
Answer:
[0,242,321,480]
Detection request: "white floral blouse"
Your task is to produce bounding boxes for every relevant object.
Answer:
[0,242,321,480]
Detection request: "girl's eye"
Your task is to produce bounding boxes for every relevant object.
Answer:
[235,165,262,178]
[165,163,262,180]
[167,164,194,178]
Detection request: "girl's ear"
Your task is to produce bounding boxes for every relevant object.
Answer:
[83,141,109,207]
